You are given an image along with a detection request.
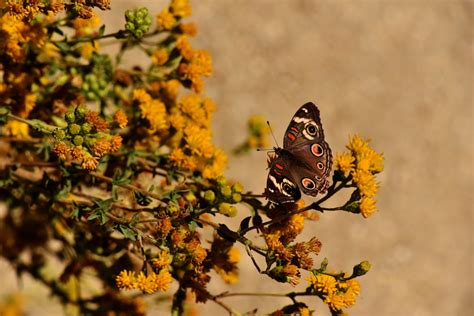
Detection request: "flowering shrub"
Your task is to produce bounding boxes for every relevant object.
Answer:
[0,1,384,315]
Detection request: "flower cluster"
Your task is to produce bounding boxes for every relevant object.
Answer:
[52,105,123,170]
[334,135,384,218]
[125,7,152,38]
[307,272,360,313]
[116,269,173,294]
[264,200,322,286]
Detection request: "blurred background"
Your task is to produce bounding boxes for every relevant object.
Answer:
[1,1,472,315]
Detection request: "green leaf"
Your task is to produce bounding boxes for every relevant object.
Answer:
[0,106,10,125]
[118,225,136,240]
[98,24,106,36]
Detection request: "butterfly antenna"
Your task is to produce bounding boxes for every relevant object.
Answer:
[267,121,280,148]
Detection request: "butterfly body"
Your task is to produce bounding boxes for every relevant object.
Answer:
[265,102,332,204]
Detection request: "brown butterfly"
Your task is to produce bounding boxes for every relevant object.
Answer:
[264,102,332,204]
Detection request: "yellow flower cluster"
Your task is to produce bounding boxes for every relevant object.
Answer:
[0,13,46,63]
[133,89,168,132]
[156,0,192,30]
[116,269,173,294]
[175,36,212,93]
[167,94,227,179]
[334,135,384,218]
[307,273,360,312]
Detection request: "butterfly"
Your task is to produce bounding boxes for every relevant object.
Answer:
[265,102,332,204]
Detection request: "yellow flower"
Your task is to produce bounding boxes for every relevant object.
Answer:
[160,79,180,100]
[116,270,136,290]
[201,148,227,179]
[79,41,99,59]
[184,125,214,159]
[170,0,192,17]
[169,111,187,130]
[287,213,305,234]
[151,48,169,65]
[53,142,69,160]
[113,109,128,128]
[135,271,158,294]
[169,147,197,171]
[359,196,376,218]
[347,134,369,154]
[299,307,311,316]
[176,35,194,61]
[228,247,240,264]
[154,269,173,292]
[133,89,168,131]
[157,9,176,30]
[73,13,101,36]
[180,22,197,36]
[91,138,111,157]
[334,152,355,176]
[152,251,171,270]
[341,279,360,307]
[3,120,29,138]
[82,154,98,170]
[352,170,378,197]
[307,273,337,295]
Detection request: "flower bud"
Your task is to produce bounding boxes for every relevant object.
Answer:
[75,105,88,120]
[69,124,81,135]
[65,111,75,123]
[204,190,215,202]
[220,185,232,198]
[219,203,237,217]
[73,135,84,146]
[54,129,66,140]
[352,260,371,277]
[81,122,92,134]
[232,193,242,203]
[232,182,244,193]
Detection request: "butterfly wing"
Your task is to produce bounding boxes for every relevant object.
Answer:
[283,102,332,196]
[264,150,302,204]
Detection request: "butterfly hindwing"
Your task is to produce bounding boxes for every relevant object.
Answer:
[265,151,301,204]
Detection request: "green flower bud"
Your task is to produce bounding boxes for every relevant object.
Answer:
[215,176,227,186]
[86,92,96,100]
[65,111,75,123]
[219,203,237,217]
[125,10,135,21]
[232,182,244,193]
[54,129,66,140]
[82,82,90,91]
[232,193,242,203]
[125,22,135,31]
[73,135,84,146]
[173,253,187,267]
[204,190,215,202]
[69,124,81,135]
[144,16,152,26]
[352,260,371,277]
[220,185,232,198]
[75,105,88,120]
[134,29,144,38]
[81,122,92,134]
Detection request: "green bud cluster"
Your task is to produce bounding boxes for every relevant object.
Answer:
[82,73,108,100]
[53,105,95,144]
[202,177,244,217]
[125,7,152,38]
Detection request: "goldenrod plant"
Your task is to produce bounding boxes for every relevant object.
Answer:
[0,1,383,315]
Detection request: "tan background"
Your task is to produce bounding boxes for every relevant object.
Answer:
[1,1,472,315]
